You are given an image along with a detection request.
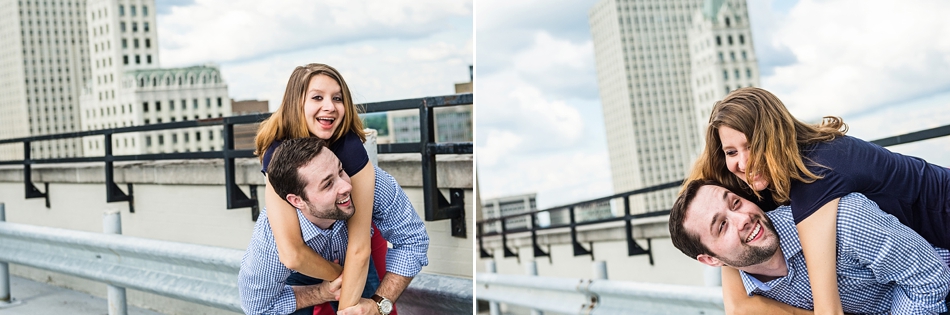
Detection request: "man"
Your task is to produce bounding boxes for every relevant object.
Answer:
[669,179,950,314]
[239,137,429,315]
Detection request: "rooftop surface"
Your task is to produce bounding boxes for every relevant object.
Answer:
[0,275,165,315]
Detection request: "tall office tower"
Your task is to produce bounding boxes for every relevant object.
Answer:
[589,0,757,213]
[688,0,759,127]
[0,0,90,160]
[79,0,232,156]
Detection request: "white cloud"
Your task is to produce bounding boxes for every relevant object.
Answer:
[157,0,472,67]
[762,0,950,120]
[477,149,612,209]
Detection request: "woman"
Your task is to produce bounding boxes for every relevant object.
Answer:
[255,63,392,315]
[688,87,950,314]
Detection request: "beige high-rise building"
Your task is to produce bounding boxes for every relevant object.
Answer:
[589,0,757,213]
[78,0,233,156]
[0,0,91,160]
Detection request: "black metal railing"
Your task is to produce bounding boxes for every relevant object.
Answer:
[0,93,472,238]
[476,123,950,263]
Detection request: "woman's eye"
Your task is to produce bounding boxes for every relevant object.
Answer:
[724,150,737,156]
[333,96,343,102]
[312,95,323,101]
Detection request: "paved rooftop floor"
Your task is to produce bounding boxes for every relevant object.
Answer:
[0,275,165,315]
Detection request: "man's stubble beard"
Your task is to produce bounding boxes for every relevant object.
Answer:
[718,214,780,268]
[305,200,354,221]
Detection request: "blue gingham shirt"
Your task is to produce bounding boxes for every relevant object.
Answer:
[238,166,429,315]
[739,193,950,315]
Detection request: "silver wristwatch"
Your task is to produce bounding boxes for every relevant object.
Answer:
[371,294,392,315]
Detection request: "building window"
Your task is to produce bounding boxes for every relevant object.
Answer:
[217,97,222,107]
[130,5,136,16]
[144,22,149,32]
[119,5,124,16]
[193,99,198,109]
[145,38,150,48]
[135,55,140,64]
[123,55,129,64]
[170,100,175,109]
[718,52,724,62]
[728,35,733,45]
[196,132,201,141]
[206,98,211,108]
[725,17,731,27]
[730,52,735,61]
[143,5,148,16]
[147,55,152,64]
[184,133,189,142]
[146,136,151,146]
[132,22,138,32]
[156,101,161,111]
[746,68,752,78]
[716,36,721,46]
[739,35,745,45]
[742,51,747,60]
[143,102,149,112]
[172,134,178,143]
[734,69,740,79]
[133,38,139,48]
[120,22,126,32]
[122,38,127,48]
[158,135,164,145]
[723,70,728,80]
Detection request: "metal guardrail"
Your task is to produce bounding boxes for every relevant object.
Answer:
[0,217,473,313]
[0,93,473,237]
[477,123,950,263]
[476,273,724,315]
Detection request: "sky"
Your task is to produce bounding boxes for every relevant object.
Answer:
[476,0,950,209]
[154,0,473,111]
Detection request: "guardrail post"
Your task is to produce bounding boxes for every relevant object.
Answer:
[103,210,127,315]
[592,261,608,280]
[0,203,10,305]
[524,260,543,315]
[704,266,722,287]
[363,129,378,167]
[485,261,500,315]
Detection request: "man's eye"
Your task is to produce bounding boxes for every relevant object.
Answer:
[719,221,725,233]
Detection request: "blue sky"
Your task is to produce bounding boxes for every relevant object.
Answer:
[476,0,950,208]
[154,0,473,111]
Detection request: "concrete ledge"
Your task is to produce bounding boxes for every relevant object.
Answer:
[0,153,473,188]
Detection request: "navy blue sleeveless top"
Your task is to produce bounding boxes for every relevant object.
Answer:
[261,131,369,177]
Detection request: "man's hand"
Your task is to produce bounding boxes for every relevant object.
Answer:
[292,276,343,309]
[337,298,379,315]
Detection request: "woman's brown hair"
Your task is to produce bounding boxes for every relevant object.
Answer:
[685,87,847,204]
[255,63,365,162]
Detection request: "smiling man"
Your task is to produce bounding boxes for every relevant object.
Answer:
[239,137,429,315]
[669,179,950,315]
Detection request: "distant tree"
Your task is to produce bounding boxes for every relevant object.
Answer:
[360,113,389,136]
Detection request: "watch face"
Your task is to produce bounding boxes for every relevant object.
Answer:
[380,300,393,314]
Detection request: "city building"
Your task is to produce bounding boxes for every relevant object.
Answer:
[0,0,91,160]
[387,67,473,143]
[78,0,232,156]
[588,0,758,213]
[231,99,268,151]
[481,193,538,233]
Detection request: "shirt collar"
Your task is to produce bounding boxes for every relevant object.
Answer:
[295,208,339,242]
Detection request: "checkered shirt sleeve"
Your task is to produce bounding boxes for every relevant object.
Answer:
[835,193,950,315]
[371,166,430,277]
[238,211,298,315]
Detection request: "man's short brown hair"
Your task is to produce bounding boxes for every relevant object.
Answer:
[669,179,721,260]
[266,137,329,204]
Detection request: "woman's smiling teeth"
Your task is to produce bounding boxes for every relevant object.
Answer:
[746,222,761,243]
[317,117,335,126]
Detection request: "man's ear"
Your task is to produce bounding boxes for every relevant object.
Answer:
[285,194,306,210]
[697,254,723,267]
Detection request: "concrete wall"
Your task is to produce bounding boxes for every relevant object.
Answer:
[0,153,473,314]
[476,217,709,286]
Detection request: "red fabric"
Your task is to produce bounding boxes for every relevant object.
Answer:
[312,224,396,315]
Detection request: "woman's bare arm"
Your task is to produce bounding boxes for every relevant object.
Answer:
[721,266,815,315]
[796,198,843,315]
[264,178,343,280]
[337,163,375,308]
